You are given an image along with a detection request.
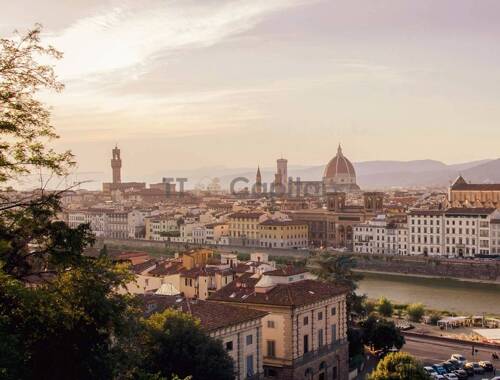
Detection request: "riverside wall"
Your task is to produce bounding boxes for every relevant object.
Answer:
[352,253,500,283]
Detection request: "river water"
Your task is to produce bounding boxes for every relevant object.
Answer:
[356,272,500,315]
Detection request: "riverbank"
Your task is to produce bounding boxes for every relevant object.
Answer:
[355,269,500,285]
[357,271,500,315]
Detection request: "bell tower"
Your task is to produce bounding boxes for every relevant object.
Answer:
[111,145,122,184]
[255,166,262,194]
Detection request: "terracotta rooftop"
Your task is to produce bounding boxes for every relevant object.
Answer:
[263,266,308,277]
[228,212,265,219]
[149,261,183,276]
[138,294,267,331]
[445,207,496,216]
[451,183,500,191]
[209,279,347,307]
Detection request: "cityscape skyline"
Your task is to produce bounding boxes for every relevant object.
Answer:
[2,0,500,177]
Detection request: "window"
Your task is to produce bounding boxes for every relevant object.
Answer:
[303,334,309,353]
[303,316,309,325]
[225,341,233,351]
[318,328,324,347]
[331,324,337,342]
[246,334,253,345]
[267,320,275,328]
[267,340,276,358]
[318,311,323,321]
[246,355,254,377]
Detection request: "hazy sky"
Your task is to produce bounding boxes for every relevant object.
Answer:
[2,0,500,182]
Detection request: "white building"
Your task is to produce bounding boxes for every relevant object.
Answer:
[491,217,500,255]
[408,210,445,256]
[444,208,496,257]
[353,215,408,255]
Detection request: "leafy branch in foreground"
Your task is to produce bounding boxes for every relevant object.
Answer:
[0,24,73,183]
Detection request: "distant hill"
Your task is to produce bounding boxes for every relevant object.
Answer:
[71,158,499,191]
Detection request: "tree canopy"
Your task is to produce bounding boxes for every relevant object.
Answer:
[0,24,73,186]
[137,309,234,380]
[377,297,394,318]
[0,26,234,380]
[361,315,405,352]
[369,352,431,380]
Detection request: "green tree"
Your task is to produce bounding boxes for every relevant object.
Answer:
[138,309,234,380]
[428,312,441,325]
[406,303,425,322]
[0,24,73,187]
[362,315,405,351]
[377,297,394,318]
[368,352,431,380]
[0,26,140,380]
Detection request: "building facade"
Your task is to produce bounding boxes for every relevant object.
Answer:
[258,219,309,249]
[210,272,349,380]
[449,176,500,209]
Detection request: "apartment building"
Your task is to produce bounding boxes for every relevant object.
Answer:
[353,215,408,255]
[408,210,445,256]
[490,217,500,254]
[68,208,128,238]
[140,295,267,380]
[145,215,180,240]
[408,208,498,257]
[444,208,496,257]
[210,269,349,380]
[228,212,268,247]
[258,219,309,249]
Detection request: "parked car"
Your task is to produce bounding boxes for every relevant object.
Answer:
[452,369,467,380]
[464,362,485,374]
[442,362,459,373]
[431,375,445,380]
[478,361,494,372]
[462,364,474,377]
[443,373,458,380]
[450,354,467,366]
[489,377,500,380]
[424,366,437,375]
[433,365,448,376]
[447,358,462,368]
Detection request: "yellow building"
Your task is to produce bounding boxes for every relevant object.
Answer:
[210,268,349,380]
[228,211,267,247]
[141,295,268,380]
[259,219,309,249]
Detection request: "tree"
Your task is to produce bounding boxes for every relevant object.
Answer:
[361,315,405,352]
[428,312,441,325]
[377,297,394,318]
[138,309,234,380]
[0,26,139,380]
[368,352,431,380]
[0,24,73,189]
[406,303,425,323]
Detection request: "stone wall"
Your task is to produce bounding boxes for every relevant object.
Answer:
[353,254,500,283]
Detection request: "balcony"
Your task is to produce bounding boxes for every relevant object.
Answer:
[292,339,347,367]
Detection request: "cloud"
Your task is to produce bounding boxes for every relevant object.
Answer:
[47,0,313,80]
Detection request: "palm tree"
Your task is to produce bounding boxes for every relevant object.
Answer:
[307,252,362,291]
[307,252,364,321]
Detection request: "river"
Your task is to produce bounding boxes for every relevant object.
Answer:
[356,271,500,315]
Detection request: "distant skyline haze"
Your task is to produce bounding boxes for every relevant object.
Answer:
[1,0,499,181]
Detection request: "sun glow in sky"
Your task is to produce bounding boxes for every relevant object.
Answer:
[2,0,500,181]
